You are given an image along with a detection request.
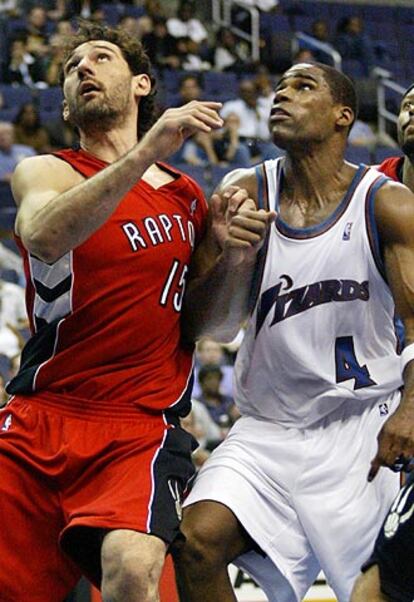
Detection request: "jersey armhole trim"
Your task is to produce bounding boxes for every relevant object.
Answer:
[249,164,270,314]
[365,175,389,284]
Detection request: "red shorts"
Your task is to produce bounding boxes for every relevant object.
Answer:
[0,394,196,601]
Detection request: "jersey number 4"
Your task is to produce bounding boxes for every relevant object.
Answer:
[335,336,376,390]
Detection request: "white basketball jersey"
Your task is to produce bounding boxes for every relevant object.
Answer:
[234,159,403,427]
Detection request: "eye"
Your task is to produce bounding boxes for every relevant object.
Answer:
[97,53,110,62]
[66,59,78,73]
[299,82,312,91]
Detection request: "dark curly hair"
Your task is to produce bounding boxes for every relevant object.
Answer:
[60,21,158,137]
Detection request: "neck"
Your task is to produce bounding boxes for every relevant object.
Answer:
[78,113,139,163]
[282,140,352,208]
[402,156,414,193]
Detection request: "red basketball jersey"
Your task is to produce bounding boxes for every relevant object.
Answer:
[377,156,404,182]
[8,148,208,414]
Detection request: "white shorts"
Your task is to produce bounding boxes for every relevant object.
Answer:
[184,393,401,602]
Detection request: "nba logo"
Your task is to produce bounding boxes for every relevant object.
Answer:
[379,403,389,416]
[190,199,198,215]
[343,222,353,241]
[1,414,12,432]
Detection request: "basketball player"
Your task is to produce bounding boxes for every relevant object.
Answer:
[0,22,273,602]
[376,83,414,188]
[173,63,414,602]
[349,83,414,602]
[351,471,414,602]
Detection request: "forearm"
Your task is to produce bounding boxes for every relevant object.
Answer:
[182,253,255,343]
[19,144,155,262]
[398,345,414,415]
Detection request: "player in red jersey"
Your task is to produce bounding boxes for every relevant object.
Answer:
[350,82,414,602]
[0,22,274,602]
[377,84,414,190]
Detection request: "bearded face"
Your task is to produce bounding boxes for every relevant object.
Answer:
[65,79,133,132]
[62,41,138,134]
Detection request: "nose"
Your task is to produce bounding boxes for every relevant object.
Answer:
[274,86,290,103]
[77,55,95,78]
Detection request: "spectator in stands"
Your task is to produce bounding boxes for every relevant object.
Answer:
[196,364,239,438]
[65,0,105,20]
[0,0,20,17]
[20,0,65,21]
[44,33,66,86]
[117,15,140,39]
[305,18,333,65]
[214,28,248,73]
[348,119,377,148]
[24,5,50,60]
[210,114,251,166]
[181,114,251,168]
[178,73,204,104]
[254,66,275,124]
[167,0,208,44]
[221,78,281,161]
[4,37,46,86]
[144,0,167,21]
[334,15,375,76]
[0,242,24,284]
[311,18,331,44]
[0,373,9,407]
[0,121,35,182]
[0,277,28,359]
[171,74,241,165]
[181,399,222,467]
[55,19,75,36]
[175,36,211,71]
[193,338,234,399]
[136,14,154,38]
[13,103,51,154]
[44,113,79,151]
[142,16,180,70]
[292,48,316,65]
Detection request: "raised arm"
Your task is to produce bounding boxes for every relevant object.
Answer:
[13,101,223,263]
[369,180,414,480]
[182,168,276,343]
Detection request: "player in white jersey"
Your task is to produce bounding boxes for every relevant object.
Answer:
[173,63,414,602]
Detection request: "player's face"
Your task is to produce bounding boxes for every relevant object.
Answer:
[269,64,337,149]
[398,90,414,158]
[62,40,136,131]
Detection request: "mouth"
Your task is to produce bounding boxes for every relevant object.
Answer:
[79,81,101,97]
[270,107,290,122]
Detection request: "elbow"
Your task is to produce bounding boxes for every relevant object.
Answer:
[21,230,64,264]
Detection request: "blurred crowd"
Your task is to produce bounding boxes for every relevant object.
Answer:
[0,0,398,181]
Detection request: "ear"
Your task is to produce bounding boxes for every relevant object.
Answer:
[133,73,151,99]
[336,105,354,129]
[62,99,70,122]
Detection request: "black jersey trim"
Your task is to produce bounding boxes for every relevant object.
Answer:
[33,274,72,303]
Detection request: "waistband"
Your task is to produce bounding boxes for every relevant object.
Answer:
[9,390,176,424]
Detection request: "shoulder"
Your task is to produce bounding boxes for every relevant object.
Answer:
[216,166,258,200]
[374,179,414,243]
[11,154,84,205]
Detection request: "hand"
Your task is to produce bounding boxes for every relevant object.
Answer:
[141,101,223,162]
[210,186,276,267]
[368,408,414,481]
